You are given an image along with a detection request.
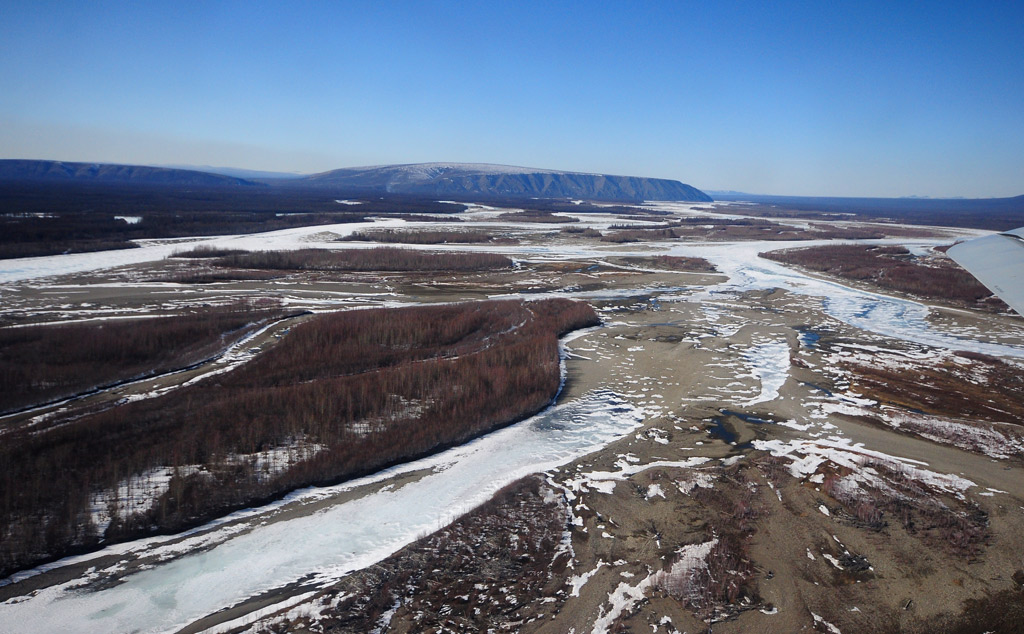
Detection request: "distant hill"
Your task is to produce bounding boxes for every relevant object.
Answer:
[0,160,709,202]
[156,164,308,180]
[298,163,712,202]
[711,193,1024,231]
[0,160,263,187]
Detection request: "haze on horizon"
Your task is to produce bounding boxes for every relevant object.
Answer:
[1,1,1022,199]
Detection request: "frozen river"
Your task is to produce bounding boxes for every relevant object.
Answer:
[660,241,1024,359]
[2,213,1023,633]
[0,388,645,634]
[2,215,1017,358]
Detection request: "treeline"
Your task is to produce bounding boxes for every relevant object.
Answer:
[340,229,500,244]
[560,226,602,238]
[213,247,513,272]
[387,214,465,223]
[760,245,1005,311]
[171,245,249,258]
[840,349,1024,424]
[494,211,580,224]
[0,303,286,413]
[709,195,1024,231]
[0,299,599,577]
[420,194,645,216]
[0,208,369,259]
[615,255,718,273]
[0,181,467,259]
[0,181,467,217]
[600,217,887,243]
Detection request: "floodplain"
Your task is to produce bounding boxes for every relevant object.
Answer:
[1,201,1023,634]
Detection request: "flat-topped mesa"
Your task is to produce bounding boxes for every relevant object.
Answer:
[301,162,712,202]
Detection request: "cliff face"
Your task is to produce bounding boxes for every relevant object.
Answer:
[303,163,712,202]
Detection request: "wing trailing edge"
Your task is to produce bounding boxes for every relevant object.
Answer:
[948,228,1024,316]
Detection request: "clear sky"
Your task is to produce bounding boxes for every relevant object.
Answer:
[1,1,1022,197]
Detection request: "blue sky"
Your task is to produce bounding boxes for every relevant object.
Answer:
[1,1,1022,197]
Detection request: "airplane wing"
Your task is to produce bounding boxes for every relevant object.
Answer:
[947,227,1024,316]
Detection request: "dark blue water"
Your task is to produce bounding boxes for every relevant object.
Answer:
[708,409,776,449]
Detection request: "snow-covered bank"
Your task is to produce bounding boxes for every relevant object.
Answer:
[0,388,645,634]
[5,212,1020,363]
[0,218,408,284]
[664,241,1024,359]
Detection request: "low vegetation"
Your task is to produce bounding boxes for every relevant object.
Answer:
[213,247,513,272]
[0,182,466,259]
[495,211,580,223]
[822,459,989,559]
[601,217,888,243]
[900,589,1024,634]
[0,298,599,577]
[275,476,570,632]
[760,244,1006,311]
[615,255,718,273]
[560,226,602,238]
[340,229,502,244]
[167,269,283,284]
[840,349,1024,425]
[0,303,285,413]
[170,245,249,258]
[662,463,763,623]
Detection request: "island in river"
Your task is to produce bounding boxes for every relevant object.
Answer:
[1,198,1023,634]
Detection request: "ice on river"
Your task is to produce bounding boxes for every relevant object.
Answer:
[0,390,644,634]
[2,207,1022,633]
[0,219,408,284]
[5,215,1021,364]
[741,340,791,405]
[665,241,1024,359]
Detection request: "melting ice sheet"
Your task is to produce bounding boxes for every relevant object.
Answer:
[0,390,644,634]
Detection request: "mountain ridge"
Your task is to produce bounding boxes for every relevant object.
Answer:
[301,162,712,202]
[0,159,263,187]
[0,160,711,202]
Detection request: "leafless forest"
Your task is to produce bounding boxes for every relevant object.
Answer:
[0,298,597,576]
[0,303,287,412]
[213,247,513,272]
[760,244,1005,311]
